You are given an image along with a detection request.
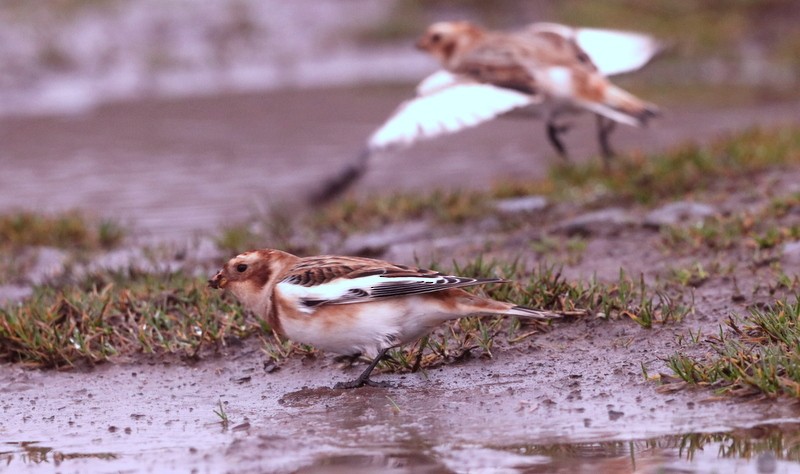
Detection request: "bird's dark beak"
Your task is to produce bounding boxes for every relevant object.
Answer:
[208,271,227,289]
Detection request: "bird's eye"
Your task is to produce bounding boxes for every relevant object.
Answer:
[236,264,248,273]
[430,33,441,43]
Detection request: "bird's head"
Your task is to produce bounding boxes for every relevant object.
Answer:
[208,249,283,296]
[416,21,484,65]
[209,249,292,312]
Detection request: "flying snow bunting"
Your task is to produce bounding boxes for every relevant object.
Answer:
[312,21,661,203]
[209,248,558,388]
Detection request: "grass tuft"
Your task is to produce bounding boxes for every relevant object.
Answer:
[0,211,124,250]
[666,297,800,398]
[0,271,256,368]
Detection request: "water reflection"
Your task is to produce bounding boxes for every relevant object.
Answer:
[0,441,117,467]
[296,422,800,474]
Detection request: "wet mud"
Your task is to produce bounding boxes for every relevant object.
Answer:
[3,315,800,473]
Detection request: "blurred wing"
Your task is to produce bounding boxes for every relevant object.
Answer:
[415,70,460,95]
[527,22,662,76]
[574,27,662,76]
[368,77,538,151]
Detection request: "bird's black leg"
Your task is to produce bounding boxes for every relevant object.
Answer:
[597,115,617,170]
[546,118,571,161]
[334,347,392,389]
[410,335,429,373]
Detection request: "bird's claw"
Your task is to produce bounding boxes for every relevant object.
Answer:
[334,378,392,389]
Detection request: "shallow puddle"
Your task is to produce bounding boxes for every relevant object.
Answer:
[0,441,117,468]
[284,422,800,473]
[4,423,799,473]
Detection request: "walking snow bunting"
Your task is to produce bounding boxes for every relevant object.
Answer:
[312,21,661,203]
[209,248,558,388]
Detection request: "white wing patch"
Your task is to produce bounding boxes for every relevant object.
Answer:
[367,78,538,151]
[527,23,662,77]
[277,273,493,314]
[277,274,441,313]
[574,27,662,77]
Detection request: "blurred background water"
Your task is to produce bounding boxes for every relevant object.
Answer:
[0,0,798,238]
[0,0,797,117]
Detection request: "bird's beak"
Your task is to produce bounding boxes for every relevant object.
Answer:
[415,37,428,51]
[208,271,227,289]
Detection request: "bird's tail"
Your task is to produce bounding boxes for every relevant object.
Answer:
[578,79,659,128]
[502,305,561,320]
[465,296,560,320]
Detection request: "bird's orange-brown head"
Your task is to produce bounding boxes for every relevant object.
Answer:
[208,249,285,291]
[416,21,485,67]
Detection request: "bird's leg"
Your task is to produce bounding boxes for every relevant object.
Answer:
[334,347,392,389]
[411,336,429,373]
[597,115,617,170]
[546,118,571,161]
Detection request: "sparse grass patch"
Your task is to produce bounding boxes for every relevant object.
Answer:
[376,258,692,374]
[0,270,258,368]
[668,262,711,287]
[496,126,800,208]
[0,210,124,250]
[218,126,800,245]
[665,297,800,398]
[310,189,489,234]
[662,191,800,254]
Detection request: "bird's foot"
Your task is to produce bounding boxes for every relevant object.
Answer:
[334,378,392,389]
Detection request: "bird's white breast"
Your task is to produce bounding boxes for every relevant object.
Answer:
[279,297,453,357]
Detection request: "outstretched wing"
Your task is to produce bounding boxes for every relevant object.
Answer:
[308,71,537,204]
[368,73,539,151]
[277,256,505,312]
[525,23,663,77]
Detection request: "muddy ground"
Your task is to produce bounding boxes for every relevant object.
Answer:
[2,88,800,473]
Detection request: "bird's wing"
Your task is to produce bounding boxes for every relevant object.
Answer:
[525,23,662,77]
[309,72,537,204]
[277,256,504,310]
[368,76,538,151]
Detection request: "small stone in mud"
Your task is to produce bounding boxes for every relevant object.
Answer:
[643,201,716,229]
[232,422,251,432]
[263,361,280,373]
[556,208,636,236]
[493,195,548,214]
[608,409,624,421]
[108,425,118,432]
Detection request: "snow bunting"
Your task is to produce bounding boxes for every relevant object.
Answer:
[311,21,661,204]
[209,248,558,389]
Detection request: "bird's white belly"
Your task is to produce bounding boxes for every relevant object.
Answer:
[280,297,451,357]
[539,66,574,100]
